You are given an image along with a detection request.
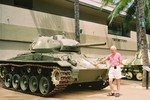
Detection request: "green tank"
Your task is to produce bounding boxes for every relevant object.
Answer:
[122,50,147,81]
[0,35,109,96]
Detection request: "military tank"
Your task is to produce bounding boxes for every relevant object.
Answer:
[0,35,109,96]
[121,50,150,81]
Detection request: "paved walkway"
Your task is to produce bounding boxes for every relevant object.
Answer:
[83,80,150,100]
[0,80,150,100]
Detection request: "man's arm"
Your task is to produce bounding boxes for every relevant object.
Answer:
[97,57,107,65]
[118,54,123,65]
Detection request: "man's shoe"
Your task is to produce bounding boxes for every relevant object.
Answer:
[107,92,115,96]
[115,93,120,97]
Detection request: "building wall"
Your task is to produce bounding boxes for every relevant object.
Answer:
[0,3,138,60]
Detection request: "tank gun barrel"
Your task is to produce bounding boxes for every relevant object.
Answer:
[74,42,106,47]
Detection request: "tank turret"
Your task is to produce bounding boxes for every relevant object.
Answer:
[31,35,106,52]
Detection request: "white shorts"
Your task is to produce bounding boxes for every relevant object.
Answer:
[108,66,122,79]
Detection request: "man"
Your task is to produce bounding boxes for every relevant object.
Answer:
[97,45,122,97]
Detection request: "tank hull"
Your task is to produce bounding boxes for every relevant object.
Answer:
[0,52,109,96]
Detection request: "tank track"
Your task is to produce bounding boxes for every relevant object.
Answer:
[0,63,72,97]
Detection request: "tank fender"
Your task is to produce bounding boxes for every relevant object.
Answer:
[57,61,72,67]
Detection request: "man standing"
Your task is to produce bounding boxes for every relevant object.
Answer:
[97,46,122,97]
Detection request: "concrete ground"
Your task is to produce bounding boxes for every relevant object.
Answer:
[0,80,150,100]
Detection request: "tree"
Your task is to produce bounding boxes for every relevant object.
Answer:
[74,0,80,42]
[101,0,150,87]
[137,0,149,88]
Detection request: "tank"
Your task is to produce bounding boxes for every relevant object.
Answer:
[121,50,150,81]
[0,35,109,96]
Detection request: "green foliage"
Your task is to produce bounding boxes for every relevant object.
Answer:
[101,0,150,29]
[144,0,150,29]
[102,0,113,7]
[100,0,112,11]
[108,0,133,24]
[124,2,136,29]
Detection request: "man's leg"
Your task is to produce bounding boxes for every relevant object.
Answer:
[107,67,115,96]
[109,78,114,93]
[114,67,122,94]
[116,79,120,93]
[114,79,121,97]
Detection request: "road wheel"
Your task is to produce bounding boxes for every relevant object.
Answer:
[4,74,12,88]
[0,67,7,78]
[12,74,21,89]
[29,76,39,93]
[136,72,143,81]
[39,76,52,95]
[20,75,29,91]
[125,72,133,80]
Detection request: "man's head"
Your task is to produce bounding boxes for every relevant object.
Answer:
[110,45,117,54]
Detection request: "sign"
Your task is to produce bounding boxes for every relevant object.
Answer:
[142,66,150,71]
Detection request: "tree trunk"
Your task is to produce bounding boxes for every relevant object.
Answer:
[136,2,140,50]
[74,0,80,42]
[137,0,149,87]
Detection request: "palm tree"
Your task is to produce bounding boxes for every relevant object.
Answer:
[101,0,150,87]
[74,0,80,42]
